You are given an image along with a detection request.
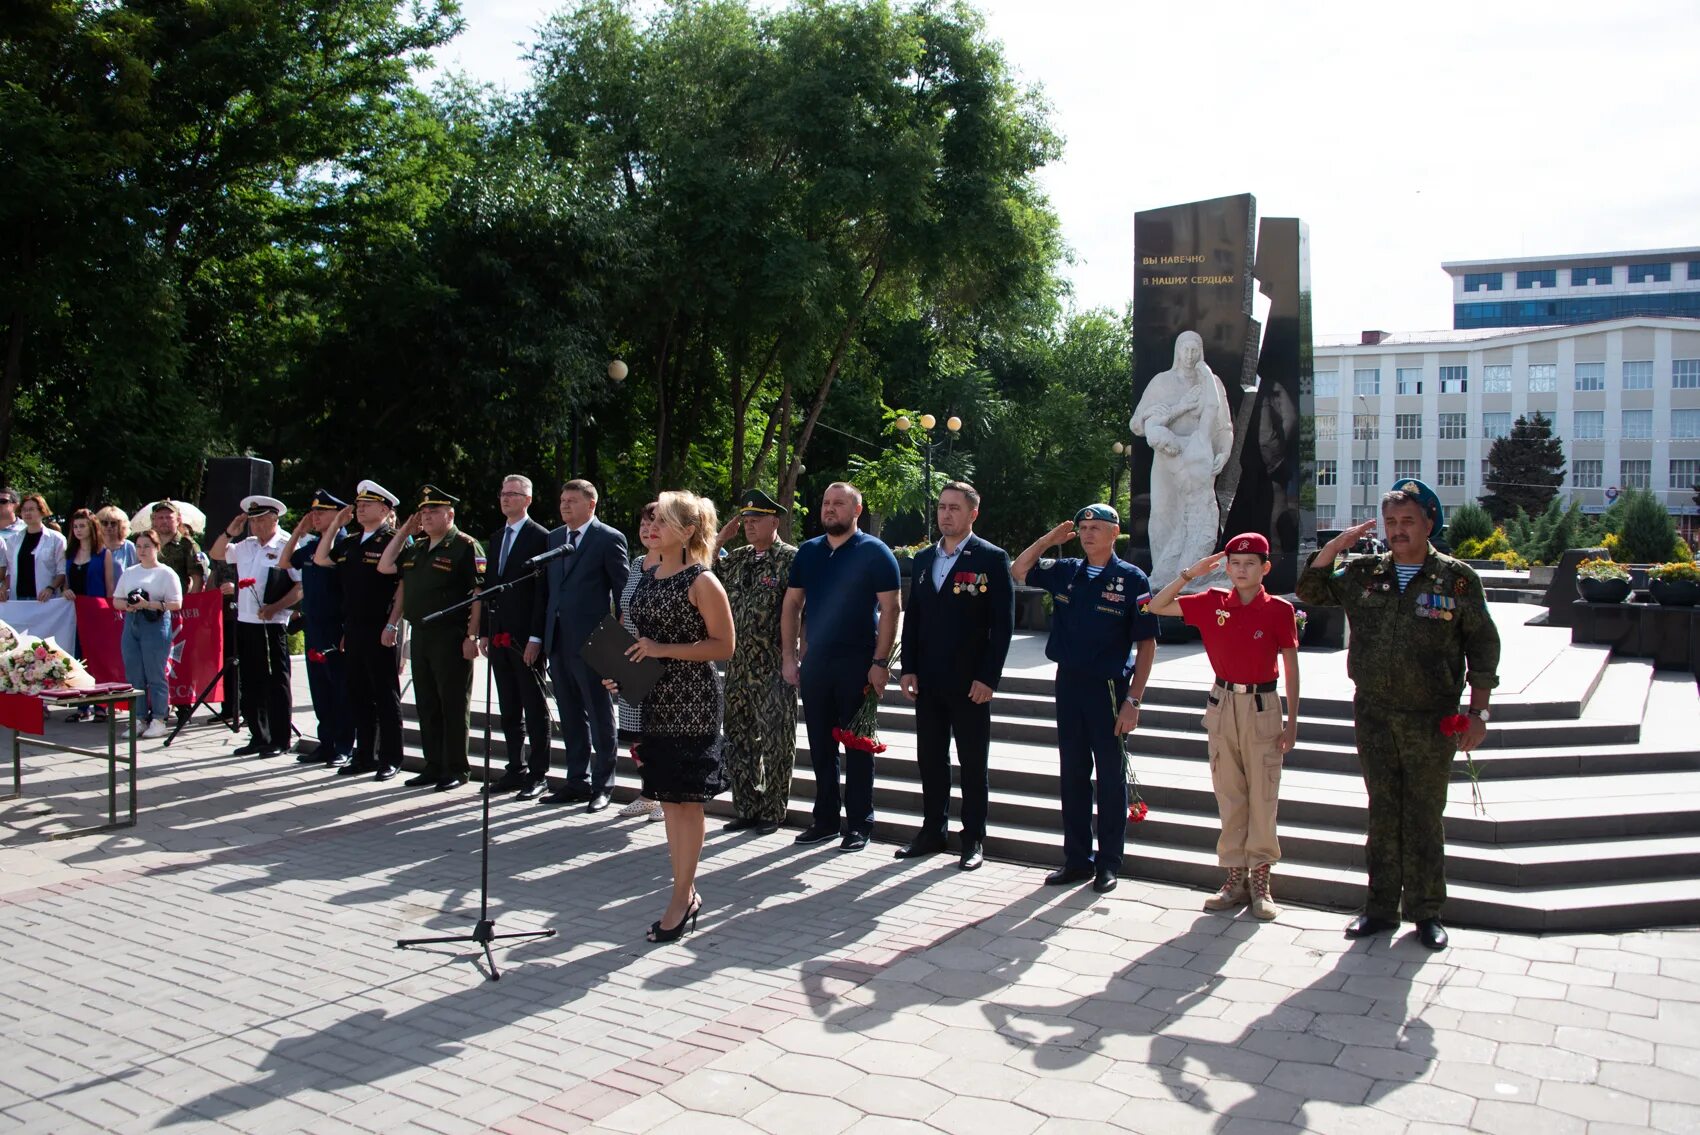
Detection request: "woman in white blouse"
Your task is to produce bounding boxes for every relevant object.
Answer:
[4,494,67,601]
[113,530,185,738]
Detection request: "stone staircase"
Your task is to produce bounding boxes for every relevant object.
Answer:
[395,606,1700,934]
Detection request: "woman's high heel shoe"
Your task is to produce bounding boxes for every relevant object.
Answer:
[647,896,703,944]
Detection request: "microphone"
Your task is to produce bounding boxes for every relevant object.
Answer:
[527,540,575,567]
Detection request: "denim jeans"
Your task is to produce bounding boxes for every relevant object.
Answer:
[122,611,173,722]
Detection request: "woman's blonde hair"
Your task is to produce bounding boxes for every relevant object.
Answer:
[94,505,128,539]
[654,490,719,568]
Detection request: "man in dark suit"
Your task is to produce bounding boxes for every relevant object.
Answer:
[479,475,553,800]
[538,478,629,811]
[896,481,1014,871]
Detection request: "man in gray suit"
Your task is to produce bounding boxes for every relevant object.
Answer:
[538,479,629,811]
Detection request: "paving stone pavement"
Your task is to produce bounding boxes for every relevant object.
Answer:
[3,678,1699,1135]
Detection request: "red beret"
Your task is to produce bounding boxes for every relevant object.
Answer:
[1225,532,1270,556]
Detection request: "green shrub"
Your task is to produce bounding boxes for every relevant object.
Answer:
[1448,501,1495,548]
[1455,528,1512,560]
[1615,488,1679,564]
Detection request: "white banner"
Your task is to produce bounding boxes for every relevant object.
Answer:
[0,598,79,653]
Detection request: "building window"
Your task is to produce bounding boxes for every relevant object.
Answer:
[1351,504,1376,524]
[1314,371,1340,398]
[1316,460,1338,487]
[1315,514,1336,531]
[1437,459,1465,487]
[1571,266,1612,286]
[1394,459,1421,482]
[1353,414,1379,441]
[1574,460,1603,488]
[1628,262,1671,284]
[1483,413,1511,439]
[1439,365,1468,394]
[1463,272,1503,292]
[1574,410,1604,439]
[1516,269,1557,289]
[1623,410,1653,440]
[1395,413,1422,440]
[1352,459,1379,487]
[1439,413,1468,439]
[1481,364,1512,393]
[1691,262,1700,280]
[1481,458,1492,482]
[1621,460,1652,490]
[1528,363,1558,392]
[1673,409,1700,439]
[1623,360,1654,390]
[1354,369,1381,397]
[1316,414,1339,439]
[1675,360,1700,389]
[1574,362,1606,391]
[1672,460,1700,492]
[1395,367,1422,395]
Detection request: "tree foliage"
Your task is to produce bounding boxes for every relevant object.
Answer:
[1479,411,1565,523]
[1447,501,1495,549]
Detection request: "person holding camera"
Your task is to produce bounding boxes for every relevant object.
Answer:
[113,530,185,738]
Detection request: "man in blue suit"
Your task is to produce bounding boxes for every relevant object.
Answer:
[896,482,1014,871]
[538,478,629,811]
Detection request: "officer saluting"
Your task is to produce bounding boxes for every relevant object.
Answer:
[315,479,406,781]
[1013,504,1159,894]
[379,485,485,791]
[278,489,354,767]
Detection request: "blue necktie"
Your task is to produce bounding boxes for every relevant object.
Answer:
[498,526,514,575]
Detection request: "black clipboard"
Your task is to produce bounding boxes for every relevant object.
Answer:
[580,614,664,704]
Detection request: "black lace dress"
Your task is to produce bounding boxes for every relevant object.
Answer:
[628,563,725,802]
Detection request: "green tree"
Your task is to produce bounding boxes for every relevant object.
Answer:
[1479,411,1565,523]
[1448,501,1494,548]
[1615,487,1679,564]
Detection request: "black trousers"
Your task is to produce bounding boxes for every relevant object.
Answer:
[800,653,875,835]
[914,687,992,842]
[236,622,291,749]
[344,623,402,770]
[489,640,551,777]
[219,602,241,721]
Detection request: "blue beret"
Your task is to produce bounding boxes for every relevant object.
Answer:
[1387,478,1444,533]
[1073,503,1121,526]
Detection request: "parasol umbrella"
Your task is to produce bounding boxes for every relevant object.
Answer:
[129,499,209,536]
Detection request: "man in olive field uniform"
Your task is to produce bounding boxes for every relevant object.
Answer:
[715,489,800,836]
[379,485,485,791]
[1296,479,1500,951]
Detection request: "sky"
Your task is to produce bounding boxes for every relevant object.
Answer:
[424,1,1700,336]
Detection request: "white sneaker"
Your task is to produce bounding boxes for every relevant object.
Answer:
[141,720,169,739]
[617,796,653,818]
[648,801,664,823]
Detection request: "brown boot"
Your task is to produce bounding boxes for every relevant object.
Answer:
[1202,867,1248,911]
[1249,863,1282,920]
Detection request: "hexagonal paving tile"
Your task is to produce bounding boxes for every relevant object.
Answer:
[743,1092,862,1135]
[659,1069,777,1118]
[750,1052,865,1097]
[839,1039,948,1078]
[836,1073,951,1120]
[924,1056,1036,1101]
[928,1095,1045,1135]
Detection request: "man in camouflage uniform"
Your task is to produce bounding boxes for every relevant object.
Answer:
[148,500,206,595]
[1296,479,1500,951]
[715,489,799,836]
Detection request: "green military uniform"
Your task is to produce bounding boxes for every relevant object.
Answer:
[719,538,800,824]
[1296,485,1500,924]
[401,488,486,783]
[155,533,205,593]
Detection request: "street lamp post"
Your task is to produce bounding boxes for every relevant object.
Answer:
[1356,393,1371,526]
[1111,441,1132,515]
[894,412,962,542]
[571,359,629,476]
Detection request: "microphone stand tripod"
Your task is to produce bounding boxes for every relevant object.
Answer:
[395,563,556,980]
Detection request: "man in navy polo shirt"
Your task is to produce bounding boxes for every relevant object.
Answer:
[1013,503,1159,894]
[781,482,902,852]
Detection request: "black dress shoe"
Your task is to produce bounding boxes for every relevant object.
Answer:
[756,822,781,836]
[486,770,527,794]
[794,825,839,846]
[326,753,352,768]
[1045,866,1094,886]
[295,745,324,764]
[1345,914,1401,939]
[404,772,436,787]
[541,784,591,804]
[373,765,399,782]
[436,774,469,791]
[232,741,267,756]
[1093,867,1119,894]
[894,836,947,860]
[516,777,547,800]
[338,760,377,777]
[587,791,613,813]
[959,841,984,871]
[260,746,287,758]
[723,816,761,832]
[1416,918,1449,951]
[839,831,869,853]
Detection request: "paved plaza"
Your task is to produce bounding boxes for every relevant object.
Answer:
[3,667,1700,1135]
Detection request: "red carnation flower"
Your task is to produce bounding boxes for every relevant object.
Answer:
[238,577,257,589]
[307,649,327,663]
[1439,714,1471,737]
[491,632,513,649]
[1127,799,1149,823]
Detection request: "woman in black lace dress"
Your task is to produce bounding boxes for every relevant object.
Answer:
[607,490,735,942]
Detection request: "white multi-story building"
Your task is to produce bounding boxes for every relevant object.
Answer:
[1312,317,1700,540]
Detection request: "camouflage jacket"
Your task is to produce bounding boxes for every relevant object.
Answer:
[1296,545,1501,713]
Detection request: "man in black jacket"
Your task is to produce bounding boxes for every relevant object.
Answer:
[479,475,553,799]
[896,482,1014,870]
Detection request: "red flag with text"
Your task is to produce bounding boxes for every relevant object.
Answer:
[74,593,224,704]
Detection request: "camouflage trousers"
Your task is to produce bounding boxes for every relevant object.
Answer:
[723,655,799,824]
[1354,701,1455,922]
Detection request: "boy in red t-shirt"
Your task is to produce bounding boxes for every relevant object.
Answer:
[1147,532,1299,919]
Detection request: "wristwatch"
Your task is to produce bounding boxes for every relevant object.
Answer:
[872,657,889,668]
[1124,696,1142,708]
[1468,707,1491,723]
[384,622,399,633]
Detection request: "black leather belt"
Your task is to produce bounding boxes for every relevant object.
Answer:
[1214,678,1277,694]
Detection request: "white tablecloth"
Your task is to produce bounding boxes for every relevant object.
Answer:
[0,598,79,652]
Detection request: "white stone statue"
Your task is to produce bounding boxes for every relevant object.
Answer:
[1131,330,1235,588]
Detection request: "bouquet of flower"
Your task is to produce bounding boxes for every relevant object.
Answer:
[0,621,94,695]
[832,644,900,755]
[1440,713,1487,815]
[1293,609,1308,642]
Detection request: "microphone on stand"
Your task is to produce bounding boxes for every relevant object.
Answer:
[527,541,575,567]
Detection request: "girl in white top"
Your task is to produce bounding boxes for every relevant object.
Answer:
[114,531,185,737]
